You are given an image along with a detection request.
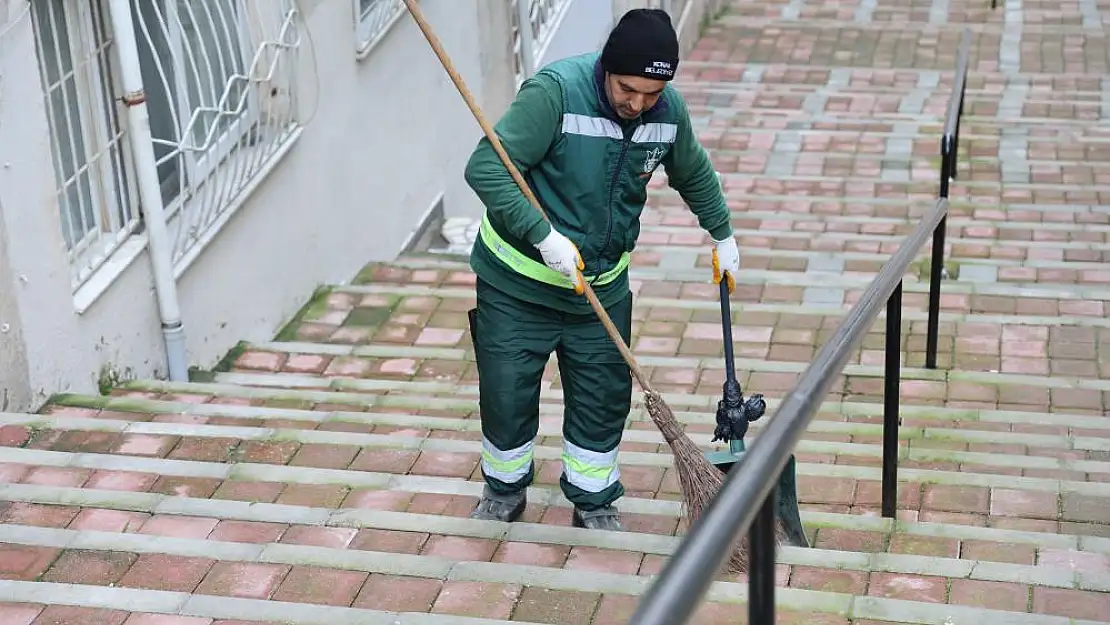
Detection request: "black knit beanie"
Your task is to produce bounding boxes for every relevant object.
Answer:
[600,9,679,81]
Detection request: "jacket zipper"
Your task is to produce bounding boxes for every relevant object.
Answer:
[595,130,632,285]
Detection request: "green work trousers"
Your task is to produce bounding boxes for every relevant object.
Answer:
[469,278,633,511]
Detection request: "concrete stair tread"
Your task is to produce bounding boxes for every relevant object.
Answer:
[226,340,1110,413]
[22,388,1110,532]
[85,376,1110,452]
[119,377,1110,435]
[368,256,1110,307]
[3,445,1110,578]
[246,280,1110,369]
[1,491,1107,624]
[643,189,1110,213]
[321,282,1110,333]
[17,401,1110,498]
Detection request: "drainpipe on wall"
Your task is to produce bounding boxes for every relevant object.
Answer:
[107,0,188,382]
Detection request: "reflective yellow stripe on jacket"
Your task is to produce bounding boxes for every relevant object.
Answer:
[479,214,630,289]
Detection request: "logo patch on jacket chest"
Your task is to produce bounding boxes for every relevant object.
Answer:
[642,147,665,174]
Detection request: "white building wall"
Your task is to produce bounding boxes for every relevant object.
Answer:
[0,0,517,411]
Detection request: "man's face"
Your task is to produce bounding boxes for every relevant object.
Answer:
[604,73,666,119]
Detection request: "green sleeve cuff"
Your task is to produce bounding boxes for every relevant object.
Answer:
[709,222,734,242]
[524,219,552,246]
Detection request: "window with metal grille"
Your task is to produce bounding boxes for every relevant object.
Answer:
[355,0,404,58]
[510,0,571,86]
[129,0,302,267]
[29,0,141,292]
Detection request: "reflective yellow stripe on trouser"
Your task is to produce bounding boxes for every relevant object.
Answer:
[562,440,620,493]
[479,214,631,289]
[481,438,533,484]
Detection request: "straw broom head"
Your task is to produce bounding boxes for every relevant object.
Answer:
[645,389,788,574]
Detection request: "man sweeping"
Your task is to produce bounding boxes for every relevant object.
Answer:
[463,8,739,531]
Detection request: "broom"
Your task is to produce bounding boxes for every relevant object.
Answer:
[401,0,759,573]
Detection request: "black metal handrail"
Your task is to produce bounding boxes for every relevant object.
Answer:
[631,200,949,625]
[630,26,974,625]
[925,27,971,369]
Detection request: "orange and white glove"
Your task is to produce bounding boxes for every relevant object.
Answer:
[712,235,740,293]
[536,228,585,294]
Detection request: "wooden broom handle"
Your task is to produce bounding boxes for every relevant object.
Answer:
[401,0,655,393]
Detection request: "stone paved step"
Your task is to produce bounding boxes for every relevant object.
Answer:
[686,118,1110,147]
[613,235,1110,273]
[449,202,1110,266]
[705,15,1107,35]
[645,195,1110,230]
[689,109,1100,135]
[674,73,1109,99]
[685,173,1110,200]
[55,385,1110,489]
[331,281,1110,333]
[687,110,1110,139]
[676,86,1110,125]
[117,378,1110,438]
[4,437,1110,568]
[693,18,1110,75]
[228,339,1110,414]
[397,240,1110,295]
[381,255,1110,318]
[718,0,1105,26]
[679,60,1110,92]
[680,90,1107,128]
[21,399,1110,505]
[24,392,1110,538]
[2,481,1108,623]
[700,157,1110,185]
[236,280,1110,388]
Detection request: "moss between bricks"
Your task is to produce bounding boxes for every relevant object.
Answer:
[343,302,396,327]
[910,257,960,282]
[275,284,335,341]
[351,262,382,285]
[49,393,112,410]
[195,284,335,381]
[209,340,249,376]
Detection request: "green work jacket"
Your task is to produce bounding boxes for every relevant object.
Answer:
[464,52,732,314]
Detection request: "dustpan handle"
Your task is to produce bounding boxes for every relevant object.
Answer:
[719,273,737,386]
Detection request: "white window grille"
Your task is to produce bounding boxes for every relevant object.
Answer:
[130,0,302,268]
[355,0,405,58]
[511,0,571,86]
[30,0,142,292]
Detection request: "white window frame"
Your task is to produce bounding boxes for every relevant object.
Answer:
[355,0,405,60]
[29,0,143,296]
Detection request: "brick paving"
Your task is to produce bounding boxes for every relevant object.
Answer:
[3,0,1110,623]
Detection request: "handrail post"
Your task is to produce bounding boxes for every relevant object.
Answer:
[882,282,903,518]
[926,28,969,371]
[749,487,777,624]
[924,209,946,370]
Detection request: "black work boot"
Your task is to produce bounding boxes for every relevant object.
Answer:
[572,504,623,531]
[470,485,526,522]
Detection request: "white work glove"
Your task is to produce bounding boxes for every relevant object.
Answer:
[712,235,740,294]
[535,228,585,294]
